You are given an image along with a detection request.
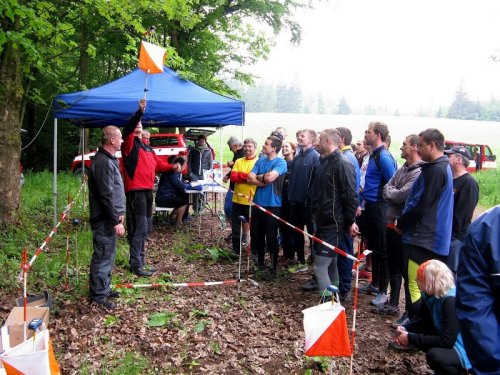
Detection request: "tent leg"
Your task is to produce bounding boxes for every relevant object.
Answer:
[53,119,58,226]
[81,128,86,212]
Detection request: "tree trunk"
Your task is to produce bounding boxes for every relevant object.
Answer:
[0,40,23,226]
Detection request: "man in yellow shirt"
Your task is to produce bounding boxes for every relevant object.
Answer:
[230,138,258,254]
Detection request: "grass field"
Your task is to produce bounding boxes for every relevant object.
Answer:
[207,113,500,164]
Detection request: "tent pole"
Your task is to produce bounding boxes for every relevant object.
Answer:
[53,118,58,226]
[81,127,86,212]
[219,126,228,219]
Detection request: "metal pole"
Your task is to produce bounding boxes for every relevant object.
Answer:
[53,118,58,226]
[81,127,86,211]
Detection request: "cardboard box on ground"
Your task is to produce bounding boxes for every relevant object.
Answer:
[1,307,50,351]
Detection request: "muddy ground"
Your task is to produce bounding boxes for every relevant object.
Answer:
[0,210,432,374]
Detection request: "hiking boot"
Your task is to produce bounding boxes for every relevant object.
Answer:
[288,263,308,274]
[388,341,418,353]
[144,265,157,273]
[339,291,351,303]
[302,279,318,291]
[358,284,379,295]
[132,267,154,277]
[91,298,116,310]
[392,312,410,329]
[371,292,389,306]
[371,304,400,316]
[107,290,120,299]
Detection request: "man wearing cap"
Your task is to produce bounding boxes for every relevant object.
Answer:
[445,146,479,274]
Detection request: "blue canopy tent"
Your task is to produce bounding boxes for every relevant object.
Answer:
[51,66,245,222]
[53,66,245,127]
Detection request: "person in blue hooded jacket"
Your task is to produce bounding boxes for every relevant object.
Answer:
[156,157,201,226]
[456,205,500,375]
[395,128,453,319]
[391,259,471,375]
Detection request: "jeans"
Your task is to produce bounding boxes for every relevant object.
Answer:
[126,190,153,269]
[337,234,354,294]
[445,238,463,274]
[231,203,251,254]
[224,191,234,220]
[89,221,117,301]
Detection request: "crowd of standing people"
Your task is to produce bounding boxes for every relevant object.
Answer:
[87,99,498,374]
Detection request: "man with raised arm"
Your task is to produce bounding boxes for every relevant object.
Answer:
[121,99,174,277]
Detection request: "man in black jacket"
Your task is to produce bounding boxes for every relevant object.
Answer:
[88,126,126,309]
[310,129,359,297]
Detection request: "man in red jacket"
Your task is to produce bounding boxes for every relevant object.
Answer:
[121,99,175,276]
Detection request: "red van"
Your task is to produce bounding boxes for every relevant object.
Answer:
[445,141,497,173]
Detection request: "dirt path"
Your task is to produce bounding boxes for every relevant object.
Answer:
[1,215,431,374]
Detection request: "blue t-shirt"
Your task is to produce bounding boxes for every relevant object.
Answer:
[362,145,396,203]
[251,156,287,207]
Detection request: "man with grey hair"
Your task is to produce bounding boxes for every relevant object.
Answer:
[88,126,126,309]
[310,129,359,298]
[223,136,244,235]
[444,146,479,274]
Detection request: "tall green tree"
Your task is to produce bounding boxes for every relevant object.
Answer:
[447,86,481,120]
[336,96,351,114]
[1,0,308,225]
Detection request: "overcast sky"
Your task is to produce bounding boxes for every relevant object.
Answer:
[250,0,500,113]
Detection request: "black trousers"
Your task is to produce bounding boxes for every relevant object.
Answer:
[387,226,410,309]
[426,347,468,375]
[126,190,153,269]
[250,206,280,270]
[288,204,313,264]
[364,201,389,294]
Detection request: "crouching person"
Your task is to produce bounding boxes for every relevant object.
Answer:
[391,259,471,375]
[156,157,201,227]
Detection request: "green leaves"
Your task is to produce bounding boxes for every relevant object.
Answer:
[147,311,178,327]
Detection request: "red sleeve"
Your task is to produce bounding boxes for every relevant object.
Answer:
[154,154,174,173]
[230,171,248,183]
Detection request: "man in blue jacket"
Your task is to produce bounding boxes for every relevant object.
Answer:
[287,129,319,271]
[358,122,396,307]
[395,128,453,318]
[456,205,500,375]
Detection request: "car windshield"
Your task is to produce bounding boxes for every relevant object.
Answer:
[150,137,179,147]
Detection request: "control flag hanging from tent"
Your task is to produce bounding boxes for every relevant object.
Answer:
[138,40,166,74]
[302,302,352,357]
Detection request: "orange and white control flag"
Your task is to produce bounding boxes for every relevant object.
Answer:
[303,302,352,357]
[138,40,166,74]
[1,329,60,374]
